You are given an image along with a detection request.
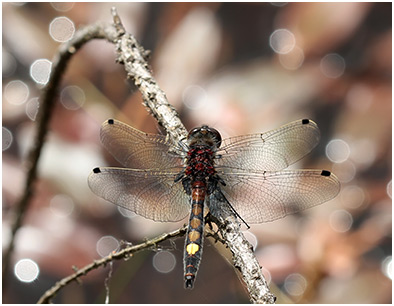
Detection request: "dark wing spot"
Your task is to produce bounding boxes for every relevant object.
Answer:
[302,119,310,125]
[321,170,331,177]
[108,119,114,124]
[93,167,101,174]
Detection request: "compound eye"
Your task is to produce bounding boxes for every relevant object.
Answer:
[187,127,200,139]
[210,128,222,147]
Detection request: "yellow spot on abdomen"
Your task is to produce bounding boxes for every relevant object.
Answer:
[186,243,200,255]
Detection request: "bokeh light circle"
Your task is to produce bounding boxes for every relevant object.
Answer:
[326,139,350,163]
[30,59,52,85]
[381,256,392,280]
[279,46,304,70]
[340,185,365,209]
[4,80,29,105]
[243,231,258,251]
[49,17,75,42]
[50,2,75,12]
[118,207,137,218]
[284,273,307,296]
[329,210,353,233]
[60,86,86,110]
[2,127,13,151]
[50,194,75,217]
[182,85,207,110]
[26,98,40,121]
[152,251,176,274]
[261,266,272,284]
[332,161,356,183]
[14,258,40,283]
[96,236,119,257]
[269,29,296,54]
[320,53,346,78]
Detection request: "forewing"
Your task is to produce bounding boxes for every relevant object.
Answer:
[100,119,184,169]
[216,169,340,223]
[216,119,320,171]
[88,167,190,222]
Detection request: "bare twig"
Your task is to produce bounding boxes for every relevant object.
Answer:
[110,7,188,144]
[37,226,187,303]
[208,202,276,303]
[2,20,117,288]
[220,217,276,303]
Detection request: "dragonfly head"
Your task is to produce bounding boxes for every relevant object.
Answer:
[187,125,222,149]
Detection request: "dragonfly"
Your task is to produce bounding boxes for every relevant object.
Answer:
[88,118,340,289]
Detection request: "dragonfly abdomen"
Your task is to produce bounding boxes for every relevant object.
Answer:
[184,180,206,289]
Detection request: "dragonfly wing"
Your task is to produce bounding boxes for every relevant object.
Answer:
[100,119,184,169]
[88,167,190,222]
[215,169,340,223]
[216,119,320,172]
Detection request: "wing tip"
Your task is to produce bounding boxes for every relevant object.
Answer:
[321,170,341,195]
[301,118,319,128]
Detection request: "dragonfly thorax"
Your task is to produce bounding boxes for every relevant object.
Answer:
[185,147,216,179]
[185,126,221,181]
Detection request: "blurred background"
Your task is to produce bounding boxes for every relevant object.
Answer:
[2,2,392,303]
